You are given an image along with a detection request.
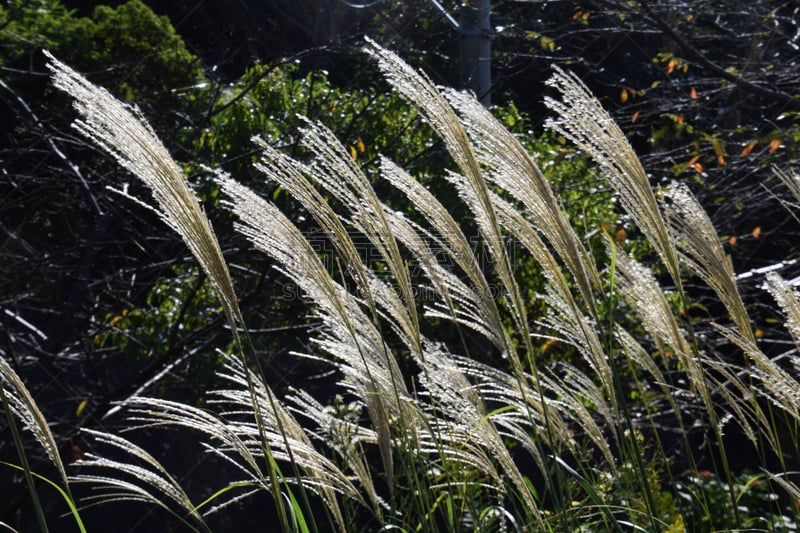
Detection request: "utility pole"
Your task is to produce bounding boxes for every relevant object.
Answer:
[423,0,492,105]
[459,0,491,106]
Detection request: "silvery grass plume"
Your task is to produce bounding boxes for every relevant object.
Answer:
[773,167,800,220]
[378,157,509,353]
[364,40,597,517]
[270,119,422,357]
[79,358,361,530]
[363,38,532,362]
[44,51,243,332]
[70,429,209,532]
[222,151,539,520]
[229,133,547,522]
[45,51,302,530]
[664,181,753,343]
[766,272,800,350]
[444,87,600,309]
[216,172,415,496]
[209,354,359,528]
[0,355,68,486]
[544,67,683,295]
[665,182,800,462]
[612,245,708,409]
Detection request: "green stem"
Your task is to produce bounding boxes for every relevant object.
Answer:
[0,386,49,533]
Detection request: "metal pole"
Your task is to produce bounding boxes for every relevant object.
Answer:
[459,0,491,106]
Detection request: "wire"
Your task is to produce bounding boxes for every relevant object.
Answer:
[338,0,386,9]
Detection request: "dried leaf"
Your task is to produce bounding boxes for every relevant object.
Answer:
[540,337,557,354]
[740,140,757,157]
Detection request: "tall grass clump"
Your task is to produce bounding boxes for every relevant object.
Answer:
[3,42,800,531]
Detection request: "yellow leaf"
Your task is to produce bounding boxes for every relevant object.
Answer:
[356,136,366,153]
[620,88,628,103]
[711,139,726,166]
[349,145,358,160]
[752,226,762,239]
[754,328,764,338]
[76,399,88,417]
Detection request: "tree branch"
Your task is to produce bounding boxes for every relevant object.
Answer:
[639,0,800,112]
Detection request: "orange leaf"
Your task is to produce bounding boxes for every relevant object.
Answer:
[752,226,762,239]
[667,59,676,75]
[615,228,627,243]
[728,236,737,246]
[690,87,697,99]
[740,140,757,157]
[769,139,782,154]
[631,110,640,123]
[676,115,684,125]
[71,441,85,461]
[692,162,703,173]
[553,147,567,165]
[620,88,628,103]
[541,337,557,354]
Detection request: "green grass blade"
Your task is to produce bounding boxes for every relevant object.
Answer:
[1,461,85,533]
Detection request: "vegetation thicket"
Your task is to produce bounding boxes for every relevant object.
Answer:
[3,1,800,531]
